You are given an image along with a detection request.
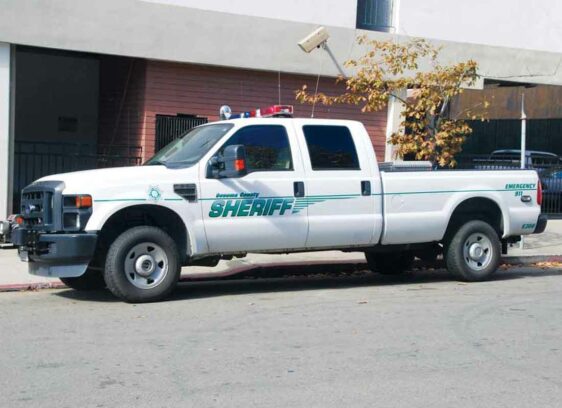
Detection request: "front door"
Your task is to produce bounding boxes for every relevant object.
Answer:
[200,123,308,253]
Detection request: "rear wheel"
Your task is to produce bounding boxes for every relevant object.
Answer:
[365,251,414,275]
[104,226,181,303]
[60,268,105,291]
[445,220,501,281]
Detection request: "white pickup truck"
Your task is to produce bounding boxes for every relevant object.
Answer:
[6,113,546,302]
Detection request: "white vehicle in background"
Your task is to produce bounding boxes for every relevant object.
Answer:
[2,105,547,302]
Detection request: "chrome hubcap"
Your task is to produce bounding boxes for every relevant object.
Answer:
[135,255,156,277]
[463,233,493,271]
[124,242,168,289]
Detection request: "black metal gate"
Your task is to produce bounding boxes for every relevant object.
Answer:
[13,141,142,212]
[155,115,208,152]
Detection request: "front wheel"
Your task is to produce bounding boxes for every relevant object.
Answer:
[104,226,181,303]
[445,220,501,282]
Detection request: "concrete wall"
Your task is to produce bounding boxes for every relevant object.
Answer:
[141,0,357,28]
[0,43,13,218]
[0,0,561,86]
[397,0,562,54]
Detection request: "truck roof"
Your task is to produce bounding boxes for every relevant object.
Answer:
[219,117,364,126]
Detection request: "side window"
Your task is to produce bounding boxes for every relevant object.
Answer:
[220,125,293,172]
[303,125,360,171]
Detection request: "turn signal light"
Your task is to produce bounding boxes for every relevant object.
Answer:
[234,159,246,171]
[15,215,24,225]
[75,195,93,209]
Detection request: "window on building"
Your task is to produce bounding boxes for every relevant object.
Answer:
[302,125,360,171]
[356,0,394,32]
[221,125,293,172]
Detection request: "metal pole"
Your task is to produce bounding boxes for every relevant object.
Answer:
[520,91,526,250]
[321,42,347,78]
[520,92,526,170]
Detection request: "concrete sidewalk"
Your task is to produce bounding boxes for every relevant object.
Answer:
[2,220,562,290]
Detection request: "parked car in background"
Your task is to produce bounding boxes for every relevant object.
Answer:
[541,167,562,213]
[486,149,560,171]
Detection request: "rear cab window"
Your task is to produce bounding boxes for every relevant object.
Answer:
[219,125,293,172]
[302,125,360,170]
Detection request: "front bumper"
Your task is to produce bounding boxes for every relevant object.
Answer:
[11,228,97,277]
[533,214,548,234]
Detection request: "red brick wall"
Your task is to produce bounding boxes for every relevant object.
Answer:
[144,61,387,161]
[100,58,388,161]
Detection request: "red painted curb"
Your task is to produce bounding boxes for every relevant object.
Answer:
[0,281,66,292]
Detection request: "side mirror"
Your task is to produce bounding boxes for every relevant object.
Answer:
[208,144,247,178]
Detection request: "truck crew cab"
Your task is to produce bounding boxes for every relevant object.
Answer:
[5,105,547,302]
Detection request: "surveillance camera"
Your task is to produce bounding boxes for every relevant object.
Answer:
[298,26,330,53]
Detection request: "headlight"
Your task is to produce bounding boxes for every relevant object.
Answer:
[62,195,93,231]
[63,195,92,209]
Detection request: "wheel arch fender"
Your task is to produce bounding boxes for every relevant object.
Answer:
[92,204,191,262]
[442,195,507,243]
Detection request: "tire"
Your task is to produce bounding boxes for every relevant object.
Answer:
[365,251,414,275]
[104,226,181,303]
[445,220,501,282]
[60,268,105,291]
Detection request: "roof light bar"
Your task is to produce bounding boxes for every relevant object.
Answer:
[219,105,294,120]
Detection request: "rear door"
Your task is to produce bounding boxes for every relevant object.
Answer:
[199,122,309,253]
[294,121,382,248]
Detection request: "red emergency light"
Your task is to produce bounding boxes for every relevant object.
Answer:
[221,105,294,119]
[259,105,294,118]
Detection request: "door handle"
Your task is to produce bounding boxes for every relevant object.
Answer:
[294,181,305,197]
[361,180,371,196]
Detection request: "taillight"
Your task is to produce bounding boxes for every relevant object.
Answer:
[537,180,543,206]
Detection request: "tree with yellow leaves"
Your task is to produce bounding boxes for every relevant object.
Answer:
[296,37,488,167]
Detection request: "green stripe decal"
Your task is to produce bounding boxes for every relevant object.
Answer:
[94,199,146,202]
[383,188,537,196]
[94,187,536,204]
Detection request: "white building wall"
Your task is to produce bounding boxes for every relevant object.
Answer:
[0,42,12,218]
[141,0,357,28]
[397,0,562,54]
[144,0,562,55]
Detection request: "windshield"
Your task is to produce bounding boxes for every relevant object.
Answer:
[145,123,234,167]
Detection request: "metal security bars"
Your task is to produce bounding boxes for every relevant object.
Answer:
[155,115,208,152]
[14,141,142,212]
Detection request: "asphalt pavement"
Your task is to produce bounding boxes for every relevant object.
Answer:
[1,265,562,408]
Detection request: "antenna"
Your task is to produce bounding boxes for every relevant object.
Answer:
[278,70,281,105]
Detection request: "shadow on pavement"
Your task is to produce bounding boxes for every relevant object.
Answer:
[54,264,562,303]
